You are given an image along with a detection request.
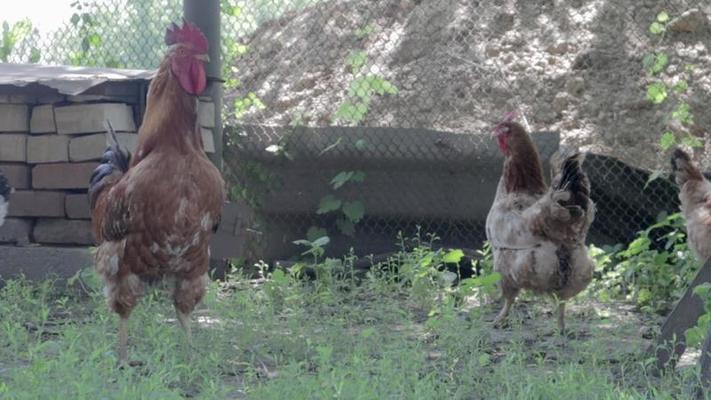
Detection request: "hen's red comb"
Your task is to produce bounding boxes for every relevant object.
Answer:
[501,111,518,122]
[165,18,209,53]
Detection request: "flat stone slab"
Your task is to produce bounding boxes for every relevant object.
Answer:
[54,103,136,134]
[0,245,93,282]
[0,104,29,132]
[27,135,70,163]
[0,134,28,162]
[0,164,31,189]
[8,190,65,217]
[32,162,99,189]
[30,104,56,134]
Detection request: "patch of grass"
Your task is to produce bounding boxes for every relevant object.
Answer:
[0,242,708,399]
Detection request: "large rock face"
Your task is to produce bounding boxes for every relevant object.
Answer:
[229,0,711,170]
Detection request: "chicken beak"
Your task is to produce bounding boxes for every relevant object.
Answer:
[195,54,210,62]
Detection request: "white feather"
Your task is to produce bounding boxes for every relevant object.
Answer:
[0,195,7,226]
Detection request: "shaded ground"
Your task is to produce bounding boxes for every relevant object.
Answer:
[229,0,711,170]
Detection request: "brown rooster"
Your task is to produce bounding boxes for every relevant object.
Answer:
[486,113,595,334]
[671,147,711,261]
[89,20,225,363]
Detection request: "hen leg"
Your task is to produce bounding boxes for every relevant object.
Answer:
[557,301,566,336]
[493,283,519,327]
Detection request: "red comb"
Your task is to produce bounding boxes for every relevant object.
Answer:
[165,18,209,53]
[502,111,518,122]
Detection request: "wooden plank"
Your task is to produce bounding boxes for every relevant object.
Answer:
[648,257,711,373]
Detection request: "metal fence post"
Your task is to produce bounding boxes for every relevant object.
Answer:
[184,0,223,171]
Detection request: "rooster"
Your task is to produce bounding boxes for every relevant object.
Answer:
[671,148,711,261]
[89,20,225,364]
[486,113,595,334]
[0,171,10,226]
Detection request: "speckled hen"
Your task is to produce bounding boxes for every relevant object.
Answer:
[485,113,595,334]
[671,148,711,262]
[89,20,225,364]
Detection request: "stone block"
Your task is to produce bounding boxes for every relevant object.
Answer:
[69,132,138,162]
[0,246,93,282]
[65,193,90,219]
[30,104,57,134]
[199,101,215,128]
[7,190,65,217]
[0,218,32,244]
[54,103,136,134]
[0,164,31,189]
[27,135,70,163]
[0,104,29,132]
[0,134,28,162]
[32,162,99,190]
[202,128,215,153]
[34,219,95,245]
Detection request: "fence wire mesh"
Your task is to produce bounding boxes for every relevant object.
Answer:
[5,0,711,260]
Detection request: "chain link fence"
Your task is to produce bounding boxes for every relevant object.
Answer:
[5,0,711,260]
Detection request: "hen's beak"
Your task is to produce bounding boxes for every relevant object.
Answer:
[195,54,210,62]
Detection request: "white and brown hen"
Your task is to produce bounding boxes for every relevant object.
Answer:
[486,113,595,334]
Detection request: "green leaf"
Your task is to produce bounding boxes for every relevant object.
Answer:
[317,195,342,214]
[649,22,665,35]
[681,136,704,148]
[355,139,368,150]
[336,218,355,236]
[345,50,368,74]
[642,53,655,70]
[478,354,491,367]
[342,201,365,223]
[312,236,330,248]
[651,53,668,74]
[660,132,676,150]
[645,170,664,189]
[657,11,670,23]
[672,102,693,124]
[646,82,667,104]
[673,80,688,93]
[306,226,328,242]
[443,249,465,264]
[331,171,355,189]
[351,171,366,182]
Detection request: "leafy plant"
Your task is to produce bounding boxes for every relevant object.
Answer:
[643,10,701,163]
[0,19,40,63]
[593,213,699,313]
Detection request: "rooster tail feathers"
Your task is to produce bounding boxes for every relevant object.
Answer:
[89,120,131,210]
[671,147,703,186]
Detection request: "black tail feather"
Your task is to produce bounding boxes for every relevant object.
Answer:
[554,153,590,212]
[88,120,131,209]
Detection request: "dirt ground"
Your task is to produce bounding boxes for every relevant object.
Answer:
[229,0,711,170]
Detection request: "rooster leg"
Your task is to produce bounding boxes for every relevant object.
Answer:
[176,309,193,345]
[173,273,208,353]
[118,315,129,365]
